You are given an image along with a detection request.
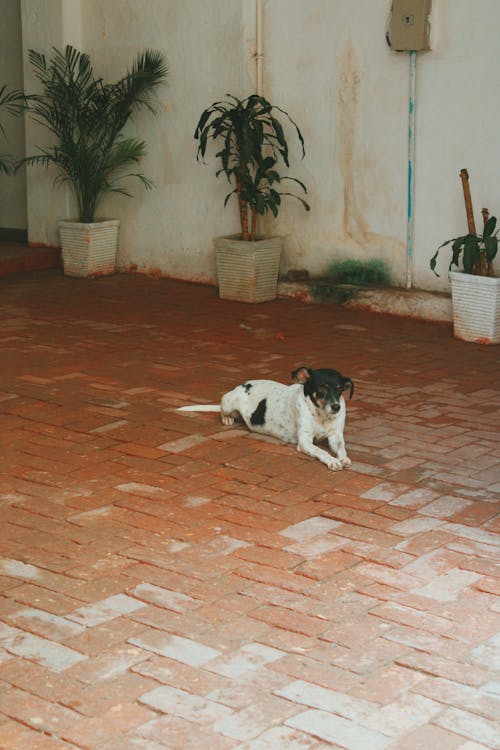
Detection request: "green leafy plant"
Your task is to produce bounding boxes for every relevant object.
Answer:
[312,284,355,304]
[325,258,389,286]
[21,45,167,222]
[0,84,25,175]
[194,93,309,241]
[430,215,498,277]
[312,259,389,304]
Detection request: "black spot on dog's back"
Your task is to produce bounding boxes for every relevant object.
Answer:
[243,382,253,393]
[250,398,267,426]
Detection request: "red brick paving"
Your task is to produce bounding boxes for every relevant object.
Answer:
[0,269,499,749]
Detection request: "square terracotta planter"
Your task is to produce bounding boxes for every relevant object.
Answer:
[58,220,119,278]
[449,270,500,344]
[214,235,283,303]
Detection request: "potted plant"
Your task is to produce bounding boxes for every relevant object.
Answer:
[430,169,499,344]
[0,84,25,176]
[22,45,167,277]
[195,93,309,302]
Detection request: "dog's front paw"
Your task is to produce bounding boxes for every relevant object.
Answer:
[340,456,351,467]
[221,415,235,426]
[326,457,343,471]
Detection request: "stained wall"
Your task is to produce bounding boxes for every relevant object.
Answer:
[15,0,500,291]
[0,0,26,232]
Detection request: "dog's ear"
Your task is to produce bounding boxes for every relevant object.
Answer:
[342,377,354,400]
[291,366,313,384]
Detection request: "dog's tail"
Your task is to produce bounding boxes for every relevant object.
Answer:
[177,404,221,413]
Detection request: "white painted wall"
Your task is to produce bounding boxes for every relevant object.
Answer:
[17,0,500,290]
[261,0,409,284]
[79,0,245,281]
[412,0,499,290]
[0,0,26,230]
[261,0,499,291]
[20,0,82,247]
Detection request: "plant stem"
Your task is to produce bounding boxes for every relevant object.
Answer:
[474,252,488,276]
[236,180,250,241]
[459,168,476,235]
[250,206,257,241]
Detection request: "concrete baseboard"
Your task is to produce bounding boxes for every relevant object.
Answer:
[278,280,453,322]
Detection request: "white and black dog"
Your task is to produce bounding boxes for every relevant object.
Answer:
[178,366,354,471]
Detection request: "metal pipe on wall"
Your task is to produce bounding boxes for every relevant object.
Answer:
[256,0,263,96]
[406,49,417,289]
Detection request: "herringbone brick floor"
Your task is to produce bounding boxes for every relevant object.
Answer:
[0,269,498,749]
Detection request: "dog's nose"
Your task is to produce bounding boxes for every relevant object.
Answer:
[331,403,340,413]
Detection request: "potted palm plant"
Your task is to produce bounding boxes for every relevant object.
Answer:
[22,45,167,277]
[0,84,25,176]
[195,94,309,302]
[430,169,499,344]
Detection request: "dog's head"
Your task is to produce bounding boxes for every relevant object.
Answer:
[291,366,354,414]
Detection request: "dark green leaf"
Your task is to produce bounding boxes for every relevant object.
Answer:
[483,216,497,239]
[430,250,439,276]
[450,237,465,269]
[463,236,479,273]
[255,193,266,215]
[484,235,498,262]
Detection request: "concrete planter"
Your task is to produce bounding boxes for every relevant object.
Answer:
[449,270,500,344]
[214,235,283,303]
[58,220,119,278]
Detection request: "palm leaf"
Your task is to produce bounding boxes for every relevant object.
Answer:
[23,45,167,221]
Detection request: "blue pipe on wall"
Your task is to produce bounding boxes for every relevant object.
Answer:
[406,49,416,289]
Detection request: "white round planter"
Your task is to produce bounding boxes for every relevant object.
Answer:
[214,235,283,303]
[449,270,500,344]
[58,220,119,278]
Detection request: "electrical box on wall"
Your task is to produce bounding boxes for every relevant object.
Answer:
[389,0,431,51]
